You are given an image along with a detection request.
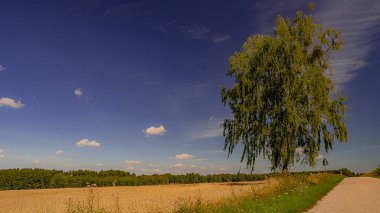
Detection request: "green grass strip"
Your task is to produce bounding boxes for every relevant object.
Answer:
[177,174,344,213]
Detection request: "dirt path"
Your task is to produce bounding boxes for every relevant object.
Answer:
[308,177,380,213]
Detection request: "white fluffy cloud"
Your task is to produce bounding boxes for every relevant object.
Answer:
[0,149,4,159]
[124,160,141,165]
[55,150,64,155]
[34,160,40,164]
[144,125,166,136]
[0,97,25,109]
[175,154,194,159]
[0,64,5,72]
[74,88,83,97]
[76,139,101,147]
[153,169,160,173]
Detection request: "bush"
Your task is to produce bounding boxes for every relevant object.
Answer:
[50,173,69,188]
[372,165,380,177]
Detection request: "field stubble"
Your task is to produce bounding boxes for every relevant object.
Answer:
[0,180,270,213]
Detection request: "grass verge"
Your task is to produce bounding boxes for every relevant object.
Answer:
[175,173,344,213]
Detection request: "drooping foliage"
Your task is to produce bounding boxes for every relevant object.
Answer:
[221,9,347,172]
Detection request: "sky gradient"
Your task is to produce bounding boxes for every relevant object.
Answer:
[0,0,379,174]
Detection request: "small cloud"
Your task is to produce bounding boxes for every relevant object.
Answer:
[144,125,166,136]
[34,160,40,164]
[190,118,224,140]
[149,163,159,167]
[179,25,210,39]
[0,64,5,72]
[126,166,134,171]
[140,168,160,173]
[56,150,64,155]
[153,20,179,33]
[104,2,144,20]
[175,154,194,159]
[220,167,227,172]
[0,97,25,109]
[172,163,185,168]
[124,160,141,165]
[190,165,197,168]
[0,149,4,159]
[74,88,83,97]
[212,35,230,43]
[95,163,103,166]
[76,139,101,147]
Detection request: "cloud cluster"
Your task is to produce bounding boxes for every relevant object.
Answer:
[0,97,25,109]
[144,125,166,136]
[175,154,193,159]
[76,139,101,147]
[253,0,380,86]
[315,0,380,85]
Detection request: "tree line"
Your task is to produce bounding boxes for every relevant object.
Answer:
[0,168,267,190]
[0,168,358,191]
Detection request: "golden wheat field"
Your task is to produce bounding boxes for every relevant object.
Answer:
[0,181,269,213]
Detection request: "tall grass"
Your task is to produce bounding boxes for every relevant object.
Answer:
[175,173,344,213]
[65,188,121,213]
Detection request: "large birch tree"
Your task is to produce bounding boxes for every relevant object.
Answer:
[221,8,348,173]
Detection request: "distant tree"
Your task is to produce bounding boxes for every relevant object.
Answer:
[339,168,354,177]
[221,6,347,173]
[322,158,329,172]
[50,173,69,188]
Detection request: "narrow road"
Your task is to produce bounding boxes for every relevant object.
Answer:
[308,177,380,213]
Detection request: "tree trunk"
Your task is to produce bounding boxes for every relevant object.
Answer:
[282,165,289,175]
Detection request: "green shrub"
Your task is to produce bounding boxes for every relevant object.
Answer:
[373,165,380,177]
[50,173,69,188]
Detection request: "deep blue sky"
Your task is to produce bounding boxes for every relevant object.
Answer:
[0,0,379,174]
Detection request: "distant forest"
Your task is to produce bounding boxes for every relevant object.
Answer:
[0,168,356,190]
